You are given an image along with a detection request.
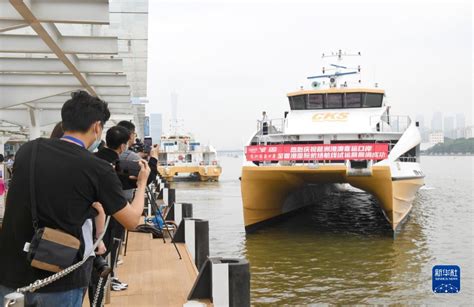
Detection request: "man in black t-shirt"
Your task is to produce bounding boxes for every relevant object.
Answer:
[90,126,130,302]
[0,91,150,306]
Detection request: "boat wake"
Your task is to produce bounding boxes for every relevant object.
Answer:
[419,185,436,191]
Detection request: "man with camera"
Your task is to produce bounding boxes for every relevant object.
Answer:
[0,91,150,306]
[89,125,132,300]
[117,121,159,201]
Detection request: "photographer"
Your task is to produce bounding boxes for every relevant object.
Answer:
[0,91,150,306]
[117,121,159,201]
[89,125,131,300]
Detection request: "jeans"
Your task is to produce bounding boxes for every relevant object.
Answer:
[0,284,84,307]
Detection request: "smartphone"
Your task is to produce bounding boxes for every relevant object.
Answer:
[144,137,152,154]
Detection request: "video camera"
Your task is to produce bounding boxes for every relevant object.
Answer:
[130,137,153,154]
[130,138,144,153]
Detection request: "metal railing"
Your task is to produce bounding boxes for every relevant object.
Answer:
[256,118,286,136]
[370,115,411,133]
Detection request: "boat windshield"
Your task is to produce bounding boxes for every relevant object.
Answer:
[288,92,383,110]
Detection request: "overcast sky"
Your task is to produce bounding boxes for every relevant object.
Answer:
[146,0,472,149]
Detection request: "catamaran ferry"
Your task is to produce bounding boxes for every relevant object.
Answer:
[158,134,222,181]
[241,50,424,233]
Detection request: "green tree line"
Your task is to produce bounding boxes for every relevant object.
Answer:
[425,138,474,154]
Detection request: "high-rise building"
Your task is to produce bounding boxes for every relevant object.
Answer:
[431,112,443,132]
[429,132,444,145]
[456,113,466,130]
[443,116,455,139]
[150,113,163,144]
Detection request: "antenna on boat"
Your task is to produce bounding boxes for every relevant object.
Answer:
[169,92,183,137]
[308,49,362,88]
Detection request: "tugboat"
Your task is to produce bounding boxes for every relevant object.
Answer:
[158,134,221,182]
[241,50,424,233]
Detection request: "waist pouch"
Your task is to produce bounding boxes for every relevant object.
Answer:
[27,227,81,273]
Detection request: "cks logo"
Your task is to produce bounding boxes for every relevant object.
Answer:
[312,112,349,122]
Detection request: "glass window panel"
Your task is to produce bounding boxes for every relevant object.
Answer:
[363,93,383,107]
[345,93,362,108]
[326,94,343,108]
[307,94,324,109]
[289,95,307,110]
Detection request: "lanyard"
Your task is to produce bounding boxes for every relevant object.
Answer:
[61,135,85,148]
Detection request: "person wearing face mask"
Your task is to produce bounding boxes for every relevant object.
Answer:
[89,126,131,300]
[0,91,150,306]
[116,121,159,201]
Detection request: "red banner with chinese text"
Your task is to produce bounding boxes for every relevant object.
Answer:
[245,143,389,161]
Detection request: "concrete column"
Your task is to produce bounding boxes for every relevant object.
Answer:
[28,108,41,140]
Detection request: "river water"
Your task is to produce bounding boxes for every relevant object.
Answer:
[173,155,474,305]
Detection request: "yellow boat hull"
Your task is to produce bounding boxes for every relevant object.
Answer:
[241,165,423,232]
[158,165,222,182]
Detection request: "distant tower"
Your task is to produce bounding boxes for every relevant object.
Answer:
[456,113,466,130]
[443,116,455,139]
[150,114,162,143]
[431,112,443,132]
[170,92,179,136]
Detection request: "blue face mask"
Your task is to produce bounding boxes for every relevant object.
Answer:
[88,128,102,152]
[88,138,101,152]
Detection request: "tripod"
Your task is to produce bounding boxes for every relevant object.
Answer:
[146,185,182,260]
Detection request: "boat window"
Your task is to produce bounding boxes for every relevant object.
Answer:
[289,95,307,110]
[307,94,324,109]
[326,94,343,109]
[345,93,362,108]
[363,93,383,107]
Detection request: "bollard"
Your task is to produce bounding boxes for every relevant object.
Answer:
[4,292,25,307]
[168,188,175,207]
[188,257,250,307]
[166,202,193,225]
[173,218,209,270]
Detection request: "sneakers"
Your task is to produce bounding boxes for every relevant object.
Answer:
[111,277,128,291]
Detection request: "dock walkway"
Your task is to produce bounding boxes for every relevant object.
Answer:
[83,230,210,307]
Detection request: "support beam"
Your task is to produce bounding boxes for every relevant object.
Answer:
[0,20,28,32]
[0,85,77,109]
[4,0,117,97]
[0,34,118,54]
[9,102,133,110]
[28,95,131,104]
[0,0,109,24]
[0,73,128,87]
[0,85,130,109]
[0,57,123,73]
[0,108,28,126]
[0,109,61,130]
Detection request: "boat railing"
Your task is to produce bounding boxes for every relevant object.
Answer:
[370,115,411,133]
[256,118,286,137]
